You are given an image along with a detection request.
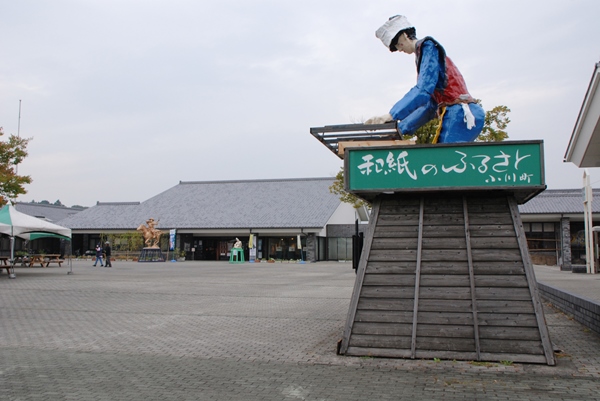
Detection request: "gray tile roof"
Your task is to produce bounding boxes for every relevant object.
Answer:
[519,188,600,214]
[15,202,85,222]
[59,177,341,230]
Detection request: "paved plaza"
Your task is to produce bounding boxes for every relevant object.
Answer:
[1,260,600,400]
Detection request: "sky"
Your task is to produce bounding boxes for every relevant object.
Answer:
[2,0,600,207]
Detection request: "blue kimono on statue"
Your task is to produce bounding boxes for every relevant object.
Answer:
[369,15,484,143]
[391,37,485,143]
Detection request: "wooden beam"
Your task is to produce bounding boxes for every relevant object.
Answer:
[338,140,415,158]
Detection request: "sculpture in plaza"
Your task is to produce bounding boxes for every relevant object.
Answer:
[365,15,484,143]
[137,218,162,248]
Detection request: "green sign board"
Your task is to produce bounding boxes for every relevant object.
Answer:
[345,140,544,195]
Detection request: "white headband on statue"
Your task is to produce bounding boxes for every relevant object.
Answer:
[375,15,413,50]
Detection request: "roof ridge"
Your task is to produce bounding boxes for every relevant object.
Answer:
[96,202,141,206]
[179,177,334,185]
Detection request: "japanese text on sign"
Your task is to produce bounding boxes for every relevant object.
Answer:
[356,149,534,184]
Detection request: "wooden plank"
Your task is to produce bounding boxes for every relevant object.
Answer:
[368,249,419,262]
[475,287,532,300]
[349,334,412,349]
[468,213,513,225]
[421,249,469,261]
[419,286,472,300]
[362,274,416,286]
[338,139,414,157]
[410,197,425,358]
[421,226,469,237]
[420,275,471,287]
[463,196,481,360]
[340,198,382,354]
[478,326,541,341]
[474,275,528,288]
[358,298,474,313]
[352,322,413,336]
[477,313,538,327]
[471,248,522,262]
[379,205,421,214]
[477,300,535,314]
[464,203,510,213]
[373,226,419,237]
[508,196,556,365]
[360,286,415,298]
[416,337,476,352]
[380,198,421,207]
[355,310,414,324]
[465,196,510,206]
[417,312,474,325]
[420,262,469,275]
[422,202,464,214]
[357,298,415,311]
[366,262,417,274]
[371,237,418,249]
[469,225,517,237]
[418,324,474,338]
[418,299,473,312]
[355,310,473,325]
[366,261,471,275]
[469,236,519,249]
[479,338,544,355]
[363,274,471,287]
[421,237,467,249]
[473,261,526,275]
[377,215,420,225]
[422,215,465,225]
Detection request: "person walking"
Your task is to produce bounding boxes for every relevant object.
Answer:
[104,241,112,267]
[93,244,103,267]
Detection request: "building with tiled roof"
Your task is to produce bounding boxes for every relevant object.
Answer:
[518,188,600,269]
[14,202,85,223]
[59,177,368,262]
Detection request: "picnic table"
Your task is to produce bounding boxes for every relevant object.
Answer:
[29,254,64,267]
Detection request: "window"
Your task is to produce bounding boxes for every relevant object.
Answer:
[328,237,352,261]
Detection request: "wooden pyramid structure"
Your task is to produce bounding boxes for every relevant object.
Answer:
[339,193,555,365]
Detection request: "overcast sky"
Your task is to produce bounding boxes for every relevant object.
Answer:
[2,0,600,207]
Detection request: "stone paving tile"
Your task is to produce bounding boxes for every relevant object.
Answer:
[1,261,600,400]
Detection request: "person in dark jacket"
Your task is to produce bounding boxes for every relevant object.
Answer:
[93,244,103,267]
[104,241,112,268]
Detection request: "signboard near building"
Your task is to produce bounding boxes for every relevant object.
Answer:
[345,140,545,204]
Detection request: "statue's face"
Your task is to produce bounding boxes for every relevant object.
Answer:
[395,32,414,54]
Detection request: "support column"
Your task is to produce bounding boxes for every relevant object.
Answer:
[560,217,572,271]
[305,233,317,262]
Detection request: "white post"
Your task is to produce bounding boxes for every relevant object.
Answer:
[583,170,595,274]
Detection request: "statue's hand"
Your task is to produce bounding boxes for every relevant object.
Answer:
[364,113,393,125]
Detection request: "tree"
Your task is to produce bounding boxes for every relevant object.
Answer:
[408,103,511,144]
[477,105,510,142]
[332,104,511,207]
[329,169,368,209]
[0,127,32,206]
